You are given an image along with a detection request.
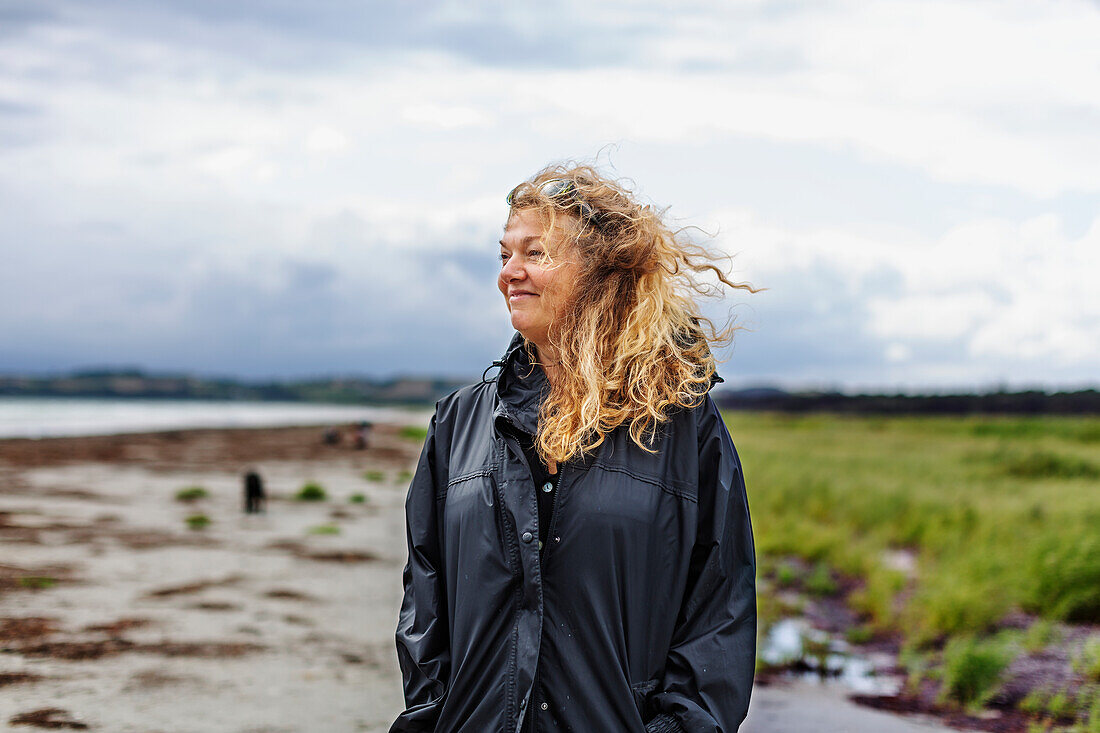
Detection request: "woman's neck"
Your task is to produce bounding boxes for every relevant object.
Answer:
[531,341,561,387]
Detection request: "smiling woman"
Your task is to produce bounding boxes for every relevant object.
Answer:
[391,162,765,733]
[498,208,583,395]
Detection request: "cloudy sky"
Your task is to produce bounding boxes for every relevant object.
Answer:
[1,0,1097,392]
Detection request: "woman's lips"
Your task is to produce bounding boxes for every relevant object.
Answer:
[509,292,537,301]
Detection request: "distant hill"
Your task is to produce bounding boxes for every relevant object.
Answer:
[711,386,1100,415]
[0,371,470,407]
[1,370,1097,414]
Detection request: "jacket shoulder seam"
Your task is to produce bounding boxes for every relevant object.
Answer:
[435,379,494,414]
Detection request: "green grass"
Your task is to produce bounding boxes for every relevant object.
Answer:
[348,493,367,504]
[294,482,327,501]
[175,485,209,502]
[362,470,386,482]
[804,561,839,596]
[17,576,57,589]
[1023,618,1062,653]
[937,633,1015,708]
[185,513,211,530]
[1074,638,1100,682]
[728,411,1100,638]
[727,410,1100,718]
[307,523,341,535]
[400,425,429,442]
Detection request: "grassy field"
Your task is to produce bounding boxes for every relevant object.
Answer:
[726,411,1100,728]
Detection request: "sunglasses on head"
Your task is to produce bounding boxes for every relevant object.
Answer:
[506,178,600,223]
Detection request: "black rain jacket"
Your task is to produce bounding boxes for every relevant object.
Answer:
[391,331,757,732]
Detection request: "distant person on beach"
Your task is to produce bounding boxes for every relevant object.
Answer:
[243,470,265,514]
[353,421,372,450]
[322,427,341,446]
[391,164,760,732]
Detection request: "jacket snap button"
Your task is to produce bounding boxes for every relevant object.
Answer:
[541,481,554,492]
[521,531,534,543]
[540,702,549,711]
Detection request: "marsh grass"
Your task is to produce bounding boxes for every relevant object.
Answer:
[729,410,1100,716]
[1074,639,1100,682]
[729,411,1100,638]
[938,632,1016,708]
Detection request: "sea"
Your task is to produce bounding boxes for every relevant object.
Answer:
[0,397,432,439]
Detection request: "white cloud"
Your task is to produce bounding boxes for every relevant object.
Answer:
[715,208,1100,379]
[305,125,348,154]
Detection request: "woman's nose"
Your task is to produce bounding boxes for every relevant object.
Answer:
[501,255,525,282]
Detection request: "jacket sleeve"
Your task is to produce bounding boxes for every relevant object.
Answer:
[645,395,757,733]
[391,411,451,732]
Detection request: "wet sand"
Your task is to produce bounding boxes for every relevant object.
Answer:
[0,425,962,732]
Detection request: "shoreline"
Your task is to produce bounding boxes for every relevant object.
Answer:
[0,396,433,441]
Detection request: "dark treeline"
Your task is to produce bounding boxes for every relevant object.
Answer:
[0,370,469,407]
[2,371,1098,414]
[712,386,1100,415]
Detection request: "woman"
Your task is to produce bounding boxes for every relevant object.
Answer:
[391,164,760,733]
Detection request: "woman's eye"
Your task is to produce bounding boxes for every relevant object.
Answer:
[528,250,543,258]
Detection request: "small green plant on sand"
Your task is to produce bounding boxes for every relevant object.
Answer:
[349,493,367,504]
[17,576,56,589]
[295,482,327,501]
[400,425,429,442]
[185,513,211,530]
[397,470,413,483]
[362,471,385,483]
[307,523,341,535]
[175,486,209,502]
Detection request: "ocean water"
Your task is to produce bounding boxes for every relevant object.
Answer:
[0,397,432,439]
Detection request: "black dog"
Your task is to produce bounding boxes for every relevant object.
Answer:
[243,470,266,514]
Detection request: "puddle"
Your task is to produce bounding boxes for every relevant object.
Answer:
[760,618,903,696]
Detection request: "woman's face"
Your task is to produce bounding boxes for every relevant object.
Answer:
[498,208,581,349]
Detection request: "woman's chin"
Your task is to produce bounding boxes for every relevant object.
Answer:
[510,319,544,343]
[510,315,532,333]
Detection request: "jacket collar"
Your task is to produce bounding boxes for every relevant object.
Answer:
[489,330,725,437]
[492,331,546,436]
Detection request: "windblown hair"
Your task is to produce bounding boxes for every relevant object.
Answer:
[506,163,764,466]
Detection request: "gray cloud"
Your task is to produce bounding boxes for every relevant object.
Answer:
[1,0,1098,390]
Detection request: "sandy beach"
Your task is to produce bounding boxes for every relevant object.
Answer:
[0,424,963,732]
[0,425,418,732]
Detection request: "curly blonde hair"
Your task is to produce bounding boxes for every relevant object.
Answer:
[506,162,763,465]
